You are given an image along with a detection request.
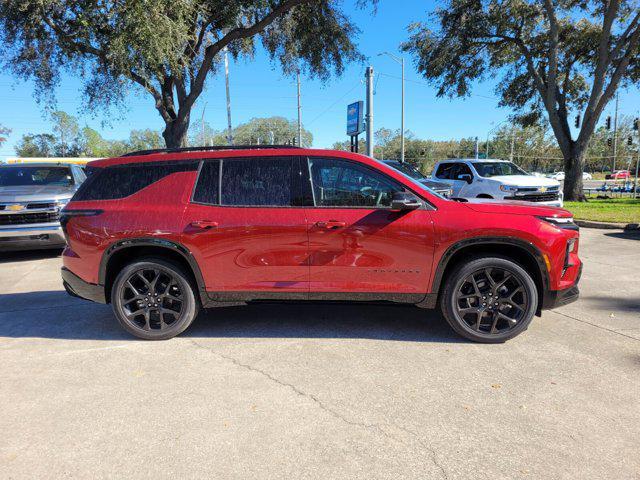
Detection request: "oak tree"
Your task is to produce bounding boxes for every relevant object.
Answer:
[1,1,368,148]
[403,0,640,200]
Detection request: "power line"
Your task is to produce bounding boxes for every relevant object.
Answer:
[307,80,362,127]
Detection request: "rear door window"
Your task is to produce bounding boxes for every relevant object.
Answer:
[191,156,305,207]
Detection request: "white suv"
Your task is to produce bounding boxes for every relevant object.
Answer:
[432,159,563,207]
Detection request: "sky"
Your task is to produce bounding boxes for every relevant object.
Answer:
[1,0,640,160]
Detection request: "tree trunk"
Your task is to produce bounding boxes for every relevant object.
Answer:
[162,116,190,149]
[563,143,587,202]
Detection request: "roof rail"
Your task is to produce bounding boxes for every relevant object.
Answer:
[120,145,302,157]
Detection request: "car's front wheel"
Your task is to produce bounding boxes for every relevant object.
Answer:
[111,258,199,340]
[440,256,538,343]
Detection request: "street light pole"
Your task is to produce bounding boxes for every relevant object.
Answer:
[296,69,302,147]
[378,52,405,162]
[223,47,233,146]
[400,57,405,163]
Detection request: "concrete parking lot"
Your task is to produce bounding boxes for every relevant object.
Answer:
[0,228,638,479]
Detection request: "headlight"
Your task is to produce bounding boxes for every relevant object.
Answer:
[537,216,578,230]
[499,185,518,192]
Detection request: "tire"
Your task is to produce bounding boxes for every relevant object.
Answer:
[111,257,199,340]
[440,256,538,343]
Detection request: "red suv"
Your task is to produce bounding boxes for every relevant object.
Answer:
[60,146,581,343]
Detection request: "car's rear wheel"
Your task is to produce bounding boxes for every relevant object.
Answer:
[111,258,199,340]
[440,256,538,343]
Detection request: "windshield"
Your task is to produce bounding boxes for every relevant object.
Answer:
[384,161,425,180]
[0,166,73,187]
[471,161,528,177]
[375,159,447,201]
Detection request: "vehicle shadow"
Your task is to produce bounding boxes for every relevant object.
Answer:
[0,290,463,343]
[0,249,63,264]
[604,230,640,241]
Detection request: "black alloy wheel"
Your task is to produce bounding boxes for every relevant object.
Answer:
[111,258,198,340]
[441,256,538,343]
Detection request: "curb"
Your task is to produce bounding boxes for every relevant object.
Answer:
[575,219,640,230]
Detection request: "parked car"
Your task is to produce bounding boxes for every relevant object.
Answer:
[0,163,87,250]
[382,160,453,197]
[548,171,592,181]
[605,170,631,180]
[61,146,581,343]
[432,159,563,207]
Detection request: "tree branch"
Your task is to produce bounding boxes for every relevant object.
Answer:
[180,0,312,118]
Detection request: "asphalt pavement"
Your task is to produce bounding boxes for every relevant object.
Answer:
[0,228,638,479]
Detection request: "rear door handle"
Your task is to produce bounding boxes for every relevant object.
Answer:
[190,220,218,230]
[315,220,346,230]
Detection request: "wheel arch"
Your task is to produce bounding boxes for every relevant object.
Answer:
[431,237,550,315]
[99,238,207,305]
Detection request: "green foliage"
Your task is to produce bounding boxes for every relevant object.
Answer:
[15,134,57,157]
[0,1,371,147]
[403,0,640,200]
[0,123,10,146]
[190,116,313,147]
[14,111,162,157]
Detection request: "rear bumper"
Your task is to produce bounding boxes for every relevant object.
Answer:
[61,267,106,304]
[0,223,65,250]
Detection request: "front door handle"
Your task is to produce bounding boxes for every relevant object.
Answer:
[315,220,346,230]
[190,220,218,230]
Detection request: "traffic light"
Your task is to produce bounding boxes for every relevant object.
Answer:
[606,116,612,130]
[607,137,612,147]
[575,114,580,128]
[628,136,633,146]
[634,118,639,131]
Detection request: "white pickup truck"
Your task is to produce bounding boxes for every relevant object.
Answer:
[432,158,563,207]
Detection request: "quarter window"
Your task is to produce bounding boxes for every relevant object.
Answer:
[308,157,402,208]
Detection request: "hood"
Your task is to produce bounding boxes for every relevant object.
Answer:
[419,178,451,189]
[0,184,76,203]
[462,198,572,217]
[486,175,560,188]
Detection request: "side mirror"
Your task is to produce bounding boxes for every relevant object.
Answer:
[457,173,473,184]
[391,191,421,211]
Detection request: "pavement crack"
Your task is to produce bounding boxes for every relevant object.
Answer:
[552,310,640,342]
[188,339,449,479]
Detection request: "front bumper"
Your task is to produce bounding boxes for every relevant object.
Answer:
[0,223,66,250]
[541,263,582,310]
[61,267,106,304]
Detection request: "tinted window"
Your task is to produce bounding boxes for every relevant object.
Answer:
[192,160,220,204]
[220,157,301,207]
[435,163,456,180]
[472,161,527,177]
[0,166,73,187]
[73,162,198,201]
[309,157,402,208]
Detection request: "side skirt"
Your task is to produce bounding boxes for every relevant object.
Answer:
[203,291,437,308]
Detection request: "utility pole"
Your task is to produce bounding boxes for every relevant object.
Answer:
[509,128,515,162]
[223,47,233,145]
[400,57,405,162]
[474,137,479,160]
[612,92,619,171]
[378,52,405,161]
[296,69,302,147]
[365,66,374,157]
[201,102,207,146]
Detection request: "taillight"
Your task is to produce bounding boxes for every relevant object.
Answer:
[59,209,103,238]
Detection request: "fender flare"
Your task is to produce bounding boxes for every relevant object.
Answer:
[431,236,550,295]
[98,237,208,303]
